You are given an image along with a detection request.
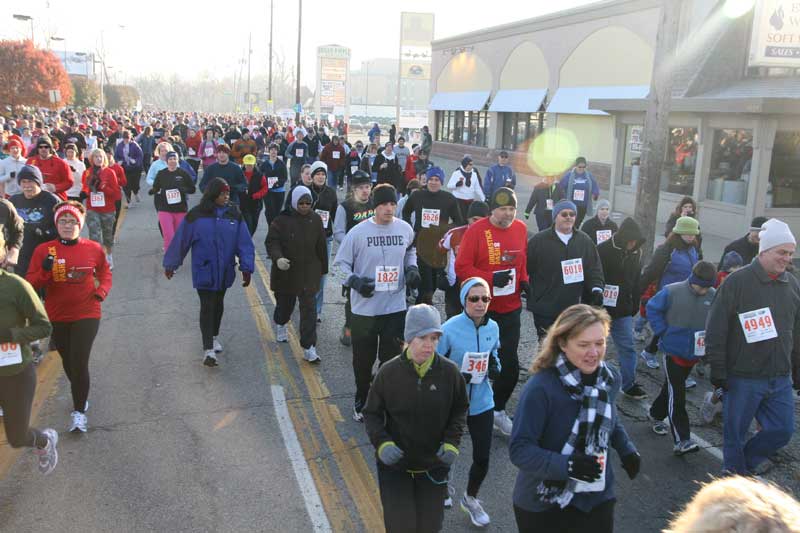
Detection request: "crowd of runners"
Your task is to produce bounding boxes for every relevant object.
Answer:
[0,108,799,532]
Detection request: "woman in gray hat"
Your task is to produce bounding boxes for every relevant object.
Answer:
[363,303,468,533]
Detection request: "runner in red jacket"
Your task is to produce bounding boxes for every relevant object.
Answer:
[26,136,73,201]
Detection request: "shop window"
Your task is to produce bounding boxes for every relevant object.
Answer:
[766,131,800,208]
[435,110,489,147]
[661,127,699,195]
[706,128,753,205]
[620,124,643,187]
[501,112,545,151]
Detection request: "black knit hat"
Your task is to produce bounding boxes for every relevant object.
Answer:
[372,184,397,206]
[16,164,44,186]
[467,201,490,218]
[351,170,371,187]
[490,187,517,210]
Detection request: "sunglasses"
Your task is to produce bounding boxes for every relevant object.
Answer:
[560,211,576,218]
[467,295,492,303]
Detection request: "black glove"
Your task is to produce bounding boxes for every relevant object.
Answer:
[520,280,530,299]
[42,254,55,271]
[487,355,501,381]
[589,290,605,307]
[348,275,375,298]
[492,269,512,289]
[620,452,641,480]
[405,266,421,290]
[436,271,450,291]
[0,327,12,343]
[148,188,156,195]
[461,372,472,385]
[456,179,464,188]
[710,377,728,392]
[567,453,602,482]
[242,271,252,287]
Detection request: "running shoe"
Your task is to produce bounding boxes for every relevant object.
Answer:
[134,192,141,202]
[493,410,513,436]
[34,428,59,475]
[203,349,218,367]
[303,346,321,363]
[0,407,3,417]
[444,484,455,509]
[674,440,700,456]
[652,420,669,436]
[700,391,723,424]
[276,324,288,343]
[339,326,352,346]
[352,405,364,423]
[640,350,660,369]
[621,383,648,400]
[213,337,223,353]
[69,411,87,433]
[685,376,697,389]
[461,494,490,527]
[31,342,44,365]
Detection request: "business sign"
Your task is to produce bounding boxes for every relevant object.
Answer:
[629,126,643,154]
[749,1,800,67]
[398,12,434,129]
[317,45,350,115]
[58,51,94,77]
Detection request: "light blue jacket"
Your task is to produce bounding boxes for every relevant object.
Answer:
[438,278,501,416]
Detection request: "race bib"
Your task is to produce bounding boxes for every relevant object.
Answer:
[295,149,304,158]
[421,208,440,228]
[375,266,400,292]
[165,189,181,205]
[493,268,516,297]
[315,209,330,229]
[561,258,584,284]
[573,189,585,202]
[268,177,278,189]
[738,307,778,344]
[596,230,612,244]
[204,147,214,157]
[332,151,340,159]
[350,165,358,175]
[0,342,22,367]
[460,352,490,384]
[90,192,106,207]
[603,284,619,307]
[694,331,705,356]
[546,198,553,210]
[188,147,196,156]
[572,451,607,493]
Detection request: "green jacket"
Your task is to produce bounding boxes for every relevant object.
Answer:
[0,270,52,377]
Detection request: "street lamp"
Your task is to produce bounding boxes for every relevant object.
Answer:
[50,36,67,66]
[12,14,34,44]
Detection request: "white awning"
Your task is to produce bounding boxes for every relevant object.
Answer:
[547,85,650,116]
[488,89,547,113]
[428,91,491,111]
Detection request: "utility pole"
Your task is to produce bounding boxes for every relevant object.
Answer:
[634,0,683,260]
[268,0,274,105]
[295,0,302,124]
[247,33,253,115]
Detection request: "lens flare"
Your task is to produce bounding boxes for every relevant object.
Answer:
[527,128,579,177]
[722,0,755,18]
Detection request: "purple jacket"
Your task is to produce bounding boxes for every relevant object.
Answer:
[114,141,144,169]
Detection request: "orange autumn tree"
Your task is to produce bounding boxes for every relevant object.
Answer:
[0,40,73,108]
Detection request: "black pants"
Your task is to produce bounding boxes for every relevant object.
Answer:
[533,313,556,342]
[575,205,588,230]
[186,158,200,175]
[242,207,261,236]
[0,364,46,449]
[489,308,521,412]
[514,499,615,533]
[264,192,285,227]
[378,464,448,533]
[466,408,493,497]
[274,291,317,349]
[650,355,693,442]
[198,289,226,350]
[123,166,141,197]
[143,156,152,175]
[444,280,462,319]
[535,212,553,232]
[645,334,660,354]
[112,199,122,238]
[415,258,442,305]
[51,318,100,413]
[351,311,406,410]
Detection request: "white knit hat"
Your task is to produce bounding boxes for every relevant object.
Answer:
[759,219,796,253]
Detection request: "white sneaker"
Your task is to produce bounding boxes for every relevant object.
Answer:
[203,349,218,367]
[303,346,321,363]
[106,254,114,271]
[352,405,364,423]
[444,484,455,508]
[213,336,223,353]
[276,324,288,343]
[461,494,490,527]
[700,391,723,424]
[640,350,659,369]
[674,439,700,456]
[493,410,513,436]
[685,376,697,389]
[69,411,87,433]
[34,428,59,475]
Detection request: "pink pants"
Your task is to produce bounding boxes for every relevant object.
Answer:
[158,211,186,251]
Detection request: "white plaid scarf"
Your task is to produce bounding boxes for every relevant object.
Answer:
[537,353,614,508]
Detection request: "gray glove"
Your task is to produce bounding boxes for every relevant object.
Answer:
[378,442,404,466]
[276,258,291,271]
[436,443,458,466]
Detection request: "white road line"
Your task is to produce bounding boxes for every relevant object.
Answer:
[270,385,333,533]
[640,401,724,461]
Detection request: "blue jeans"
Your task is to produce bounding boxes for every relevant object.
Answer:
[723,375,794,474]
[327,170,337,189]
[315,237,332,315]
[610,316,637,391]
[633,315,647,334]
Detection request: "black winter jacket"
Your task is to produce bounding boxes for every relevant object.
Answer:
[580,216,619,246]
[310,183,338,239]
[718,234,758,269]
[265,206,328,295]
[597,218,645,318]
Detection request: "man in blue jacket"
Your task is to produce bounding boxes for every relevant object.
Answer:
[484,151,516,199]
[558,156,599,229]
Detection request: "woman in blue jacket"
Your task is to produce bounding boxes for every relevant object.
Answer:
[163,178,255,367]
[510,304,640,533]
[438,277,501,527]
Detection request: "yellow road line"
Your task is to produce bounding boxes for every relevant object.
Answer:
[254,256,384,532]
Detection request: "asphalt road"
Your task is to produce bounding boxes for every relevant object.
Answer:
[0,179,798,533]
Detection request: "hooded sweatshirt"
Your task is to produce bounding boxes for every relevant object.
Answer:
[597,218,645,318]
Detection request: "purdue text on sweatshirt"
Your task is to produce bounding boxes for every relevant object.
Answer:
[333,217,416,316]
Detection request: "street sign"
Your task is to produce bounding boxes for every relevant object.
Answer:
[293,103,303,113]
[48,90,61,104]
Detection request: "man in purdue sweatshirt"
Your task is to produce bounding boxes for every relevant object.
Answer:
[333,183,421,422]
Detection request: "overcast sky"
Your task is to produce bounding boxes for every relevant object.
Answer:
[3,0,597,85]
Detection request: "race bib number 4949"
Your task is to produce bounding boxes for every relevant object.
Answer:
[738,307,777,344]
